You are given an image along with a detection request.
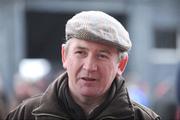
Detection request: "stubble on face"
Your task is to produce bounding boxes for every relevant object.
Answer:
[63,38,119,101]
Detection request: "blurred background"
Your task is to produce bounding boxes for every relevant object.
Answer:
[0,0,180,119]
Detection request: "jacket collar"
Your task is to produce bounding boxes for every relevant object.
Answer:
[95,77,134,119]
[32,72,70,119]
[32,72,134,119]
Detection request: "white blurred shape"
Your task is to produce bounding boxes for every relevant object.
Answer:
[19,59,51,82]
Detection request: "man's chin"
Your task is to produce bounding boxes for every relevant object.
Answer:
[80,91,98,98]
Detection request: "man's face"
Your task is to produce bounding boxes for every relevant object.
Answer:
[62,38,119,98]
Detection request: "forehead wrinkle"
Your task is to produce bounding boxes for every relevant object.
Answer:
[69,38,117,55]
[75,44,112,55]
[75,46,89,51]
[99,49,112,55]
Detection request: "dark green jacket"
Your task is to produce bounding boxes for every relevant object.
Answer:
[6,72,160,120]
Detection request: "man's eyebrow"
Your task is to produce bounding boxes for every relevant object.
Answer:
[75,46,88,50]
[99,49,111,55]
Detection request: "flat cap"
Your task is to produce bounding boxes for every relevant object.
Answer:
[65,11,132,51]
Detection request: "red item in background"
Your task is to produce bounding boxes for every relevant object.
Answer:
[176,106,180,120]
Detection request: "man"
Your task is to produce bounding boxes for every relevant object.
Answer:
[6,11,160,120]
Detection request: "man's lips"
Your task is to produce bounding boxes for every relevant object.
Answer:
[80,77,97,81]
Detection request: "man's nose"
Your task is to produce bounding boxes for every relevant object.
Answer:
[83,56,97,72]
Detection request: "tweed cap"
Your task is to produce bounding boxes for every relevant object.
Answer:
[65,11,132,52]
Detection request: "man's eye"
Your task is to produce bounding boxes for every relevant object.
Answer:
[75,51,86,56]
[98,54,109,59]
[75,51,83,54]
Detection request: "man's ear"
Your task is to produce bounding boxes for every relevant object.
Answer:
[61,44,67,69]
[117,54,128,76]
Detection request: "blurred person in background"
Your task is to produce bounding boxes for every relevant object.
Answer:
[153,78,176,120]
[0,98,6,120]
[11,71,57,111]
[0,74,7,120]
[176,63,180,120]
[125,72,150,107]
[5,11,160,120]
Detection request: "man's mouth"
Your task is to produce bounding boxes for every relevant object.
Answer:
[81,77,96,81]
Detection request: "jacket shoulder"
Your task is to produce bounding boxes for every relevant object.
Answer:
[5,94,42,120]
[132,101,160,120]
